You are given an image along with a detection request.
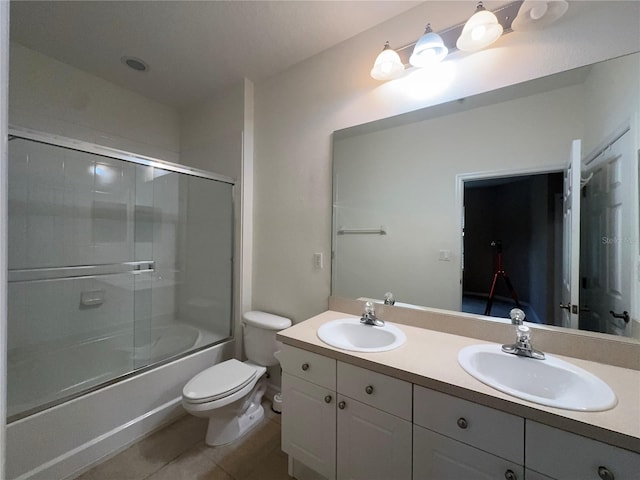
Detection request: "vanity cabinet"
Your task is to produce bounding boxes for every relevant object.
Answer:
[280,344,639,480]
[526,420,640,480]
[413,385,525,480]
[280,345,412,480]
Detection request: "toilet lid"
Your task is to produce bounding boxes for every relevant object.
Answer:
[183,359,258,404]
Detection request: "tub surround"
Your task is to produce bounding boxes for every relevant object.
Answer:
[277,305,640,454]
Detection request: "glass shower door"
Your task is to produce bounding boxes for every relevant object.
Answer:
[7,133,235,421]
[7,138,144,419]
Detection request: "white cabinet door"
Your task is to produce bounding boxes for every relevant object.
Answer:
[282,373,336,480]
[414,425,524,480]
[337,395,411,480]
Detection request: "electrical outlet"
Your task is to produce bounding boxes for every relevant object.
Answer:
[313,252,323,269]
[439,249,451,261]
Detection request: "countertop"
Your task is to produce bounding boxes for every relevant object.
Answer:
[277,310,640,454]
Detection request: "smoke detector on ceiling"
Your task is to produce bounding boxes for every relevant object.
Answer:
[121,56,149,72]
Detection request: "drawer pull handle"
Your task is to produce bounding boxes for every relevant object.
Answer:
[598,466,614,480]
[504,470,517,480]
[324,395,332,404]
[456,417,468,429]
[301,363,309,371]
[365,385,374,395]
[338,401,346,409]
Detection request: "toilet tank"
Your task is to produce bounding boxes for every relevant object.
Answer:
[243,311,292,366]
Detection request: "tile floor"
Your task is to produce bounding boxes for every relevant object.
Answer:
[76,402,291,480]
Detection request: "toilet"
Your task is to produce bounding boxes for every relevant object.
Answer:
[182,311,291,446]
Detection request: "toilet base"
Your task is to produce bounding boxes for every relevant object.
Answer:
[205,402,265,446]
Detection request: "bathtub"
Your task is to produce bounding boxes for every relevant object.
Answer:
[5,324,234,480]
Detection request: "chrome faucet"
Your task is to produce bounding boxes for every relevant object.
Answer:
[502,324,545,360]
[383,292,395,305]
[361,301,385,327]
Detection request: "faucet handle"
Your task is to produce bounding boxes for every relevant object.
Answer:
[383,292,395,305]
[509,308,526,325]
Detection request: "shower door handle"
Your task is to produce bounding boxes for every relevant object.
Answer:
[609,310,630,323]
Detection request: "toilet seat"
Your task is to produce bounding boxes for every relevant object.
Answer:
[183,359,258,404]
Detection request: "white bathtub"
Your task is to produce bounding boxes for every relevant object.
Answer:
[5,325,234,480]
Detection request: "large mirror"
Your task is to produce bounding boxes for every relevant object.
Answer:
[332,52,640,340]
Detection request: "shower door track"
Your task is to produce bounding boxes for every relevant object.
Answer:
[8,126,236,185]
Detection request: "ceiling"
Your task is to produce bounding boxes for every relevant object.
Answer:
[10,0,420,107]
[9,1,511,109]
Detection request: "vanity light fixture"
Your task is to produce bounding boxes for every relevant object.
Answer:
[369,1,530,83]
[370,41,405,80]
[409,24,448,68]
[511,0,569,31]
[456,1,504,52]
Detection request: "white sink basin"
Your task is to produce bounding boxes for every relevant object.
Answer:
[317,318,406,352]
[458,344,617,411]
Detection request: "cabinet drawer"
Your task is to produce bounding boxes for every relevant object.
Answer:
[526,420,640,480]
[414,386,524,464]
[337,361,412,420]
[413,425,524,480]
[278,345,336,389]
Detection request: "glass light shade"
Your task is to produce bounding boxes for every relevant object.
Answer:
[512,0,569,31]
[409,25,448,68]
[456,5,504,52]
[370,42,405,81]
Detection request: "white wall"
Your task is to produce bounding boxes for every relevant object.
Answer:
[253,1,640,323]
[9,43,181,162]
[582,52,640,155]
[179,82,245,179]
